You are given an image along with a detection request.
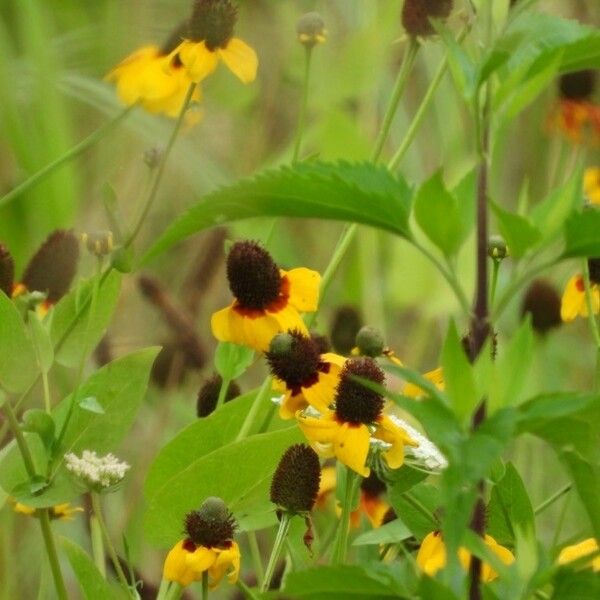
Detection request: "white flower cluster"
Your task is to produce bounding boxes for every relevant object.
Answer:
[389,415,448,472]
[64,450,130,490]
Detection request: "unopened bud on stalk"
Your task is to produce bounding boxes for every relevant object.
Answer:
[355,326,385,358]
[296,12,326,48]
[488,235,508,260]
[81,231,114,257]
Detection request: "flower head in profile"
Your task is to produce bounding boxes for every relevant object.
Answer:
[584,167,600,205]
[169,0,258,84]
[65,450,130,492]
[557,538,600,572]
[11,498,83,521]
[297,357,418,477]
[163,497,240,589]
[548,70,600,145]
[106,22,202,118]
[560,259,600,322]
[402,0,454,38]
[296,12,327,48]
[9,230,80,316]
[211,241,320,352]
[416,531,514,581]
[521,279,562,335]
[267,331,345,419]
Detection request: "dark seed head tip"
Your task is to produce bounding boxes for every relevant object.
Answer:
[188,0,238,51]
[335,357,385,425]
[270,444,321,513]
[184,496,237,548]
[22,230,80,303]
[588,258,600,286]
[360,470,387,498]
[0,243,15,297]
[401,0,454,37]
[521,279,562,334]
[266,330,321,390]
[226,241,281,309]
[559,70,596,101]
[197,374,240,417]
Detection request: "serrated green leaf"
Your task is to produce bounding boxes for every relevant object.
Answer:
[50,271,121,368]
[487,462,535,546]
[142,162,413,264]
[414,171,467,256]
[492,202,542,258]
[563,209,600,258]
[143,427,303,545]
[0,292,37,393]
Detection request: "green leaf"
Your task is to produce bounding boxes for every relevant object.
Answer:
[441,322,478,422]
[352,518,412,546]
[390,483,439,541]
[0,292,37,393]
[143,427,303,545]
[563,209,600,258]
[61,537,128,600]
[413,171,467,256]
[214,342,255,380]
[78,396,105,415]
[489,319,534,411]
[54,347,159,455]
[283,565,407,599]
[142,162,413,263]
[22,409,55,451]
[418,577,460,600]
[50,271,122,368]
[492,202,542,258]
[487,462,535,546]
[28,311,54,372]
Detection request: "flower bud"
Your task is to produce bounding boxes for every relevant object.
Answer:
[330,305,363,355]
[296,12,326,48]
[81,231,114,257]
[196,374,241,417]
[355,326,385,358]
[488,235,508,260]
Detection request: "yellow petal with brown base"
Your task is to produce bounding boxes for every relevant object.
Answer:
[285,267,321,312]
[176,41,219,83]
[218,38,258,84]
[163,541,216,587]
[208,542,241,589]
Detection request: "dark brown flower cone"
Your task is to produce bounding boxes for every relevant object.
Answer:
[0,244,15,297]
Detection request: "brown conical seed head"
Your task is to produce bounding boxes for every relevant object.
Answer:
[521,279,562,334]
[160,21,189,55]
[270,444,321,513]
[184,497,237,548]
[360,470,387,499]
[22,230,79,303]
[226,241,282,309]
[402,0,454,37]
[381,507,397,525]
[330,305,363,355]
[188,0,238,51]
[559,70,596,101]
[266,331,322,392]
[196,373,241,417]
[588,258,600,285]
[0,244,15,297]
[335,357,385,425]
[310,331,331,354]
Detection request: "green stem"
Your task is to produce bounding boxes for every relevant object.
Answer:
[90,514,106,578]
[39,509,68,600]
[165,582,183,600]
[91,493,131,594]
[0,107,133,208]
[387,27,469,171]
[582,259,600,348]
[331,467,360,565]
[156,579,171,600]
[550,488,571,551]
[247,531,265,588]
[292,47,313,162]
[236,578,261,600]
[216,376,232,411]
[202,570,209,600]
[261,512,292,592]
[534,483,571,516]
[371,38,420,163]
[235,377,272,442]
[1,401,36,477]
[126,83,196,248]
[489,259,500,306]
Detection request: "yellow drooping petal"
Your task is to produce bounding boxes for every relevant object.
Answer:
[297,411,339,446]
[163,541,216,587]
[279,389,308,420]
[403,366,445,398]
[584,167,600,205]
[208,543,241,589]
[316,466,337,507]
[177,41,220,83]
[558,538,600,572]
[332,422,371,477]
[374,415,418,470]
[50,503,84,521]
[302,358,344,414]
[218,38,258,83]
[285,267,321,312]
[560,275,600,322]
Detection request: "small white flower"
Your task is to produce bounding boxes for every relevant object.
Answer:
[388,415,448,472]
[64,450,130,491]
